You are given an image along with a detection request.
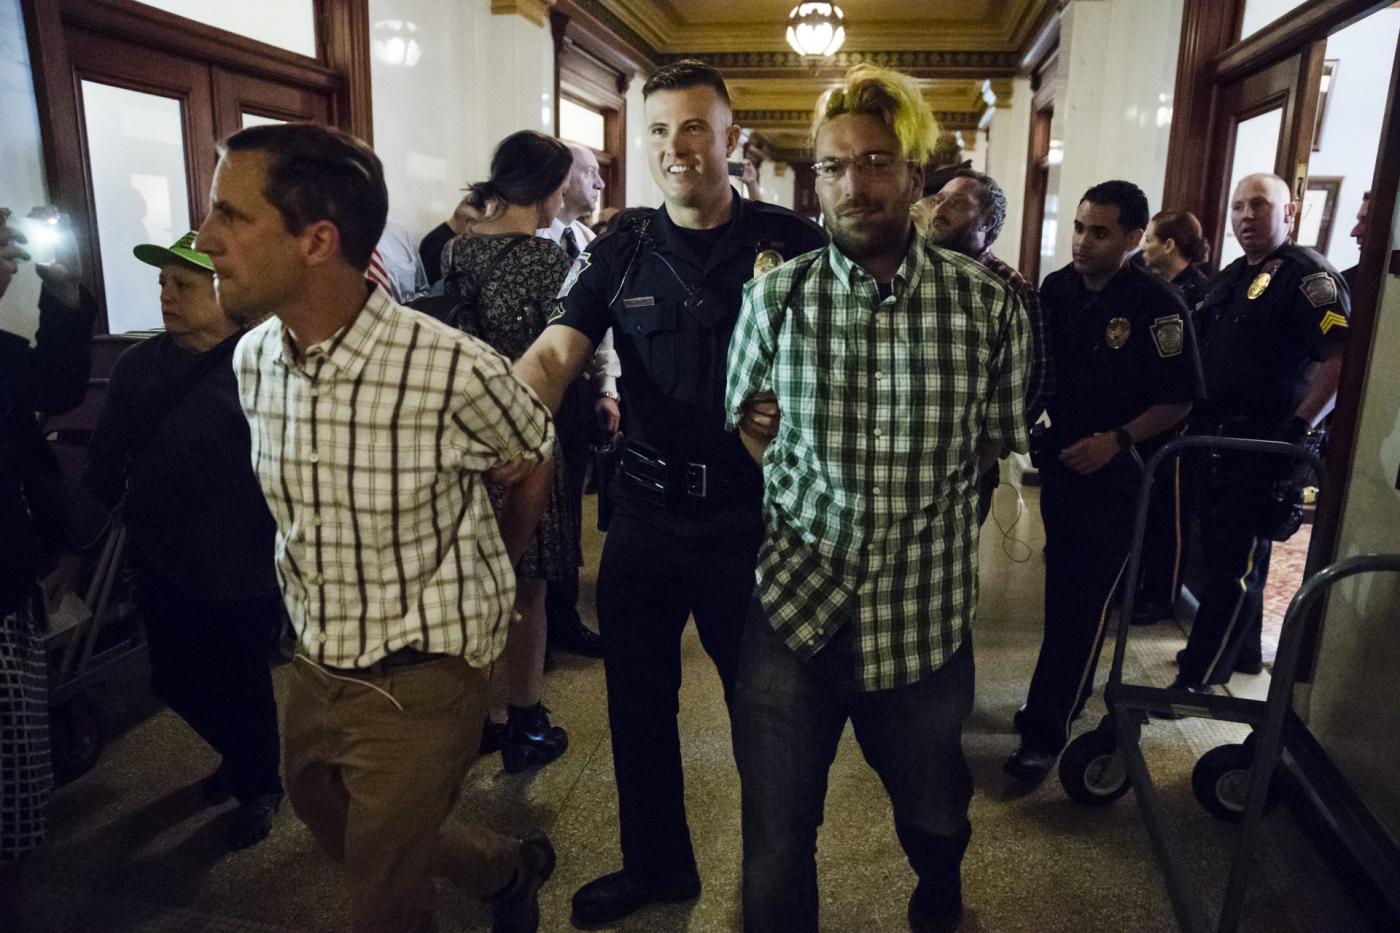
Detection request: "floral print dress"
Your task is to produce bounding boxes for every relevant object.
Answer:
[441,233,580,581]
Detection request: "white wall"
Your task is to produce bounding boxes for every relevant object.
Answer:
[1049,0,1184,273]
[1310,10,1400,272]
[758,160,795,210]
[1240,0,1310,41]
[369,0,555,241]
[984,77,1033,267]
[1304,189,1400,841]
[0,0,52,341]
[624,75,664,211]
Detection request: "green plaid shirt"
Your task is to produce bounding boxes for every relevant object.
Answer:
[725,231,1029,690]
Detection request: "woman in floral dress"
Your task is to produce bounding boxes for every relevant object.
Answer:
[441,131,578,772]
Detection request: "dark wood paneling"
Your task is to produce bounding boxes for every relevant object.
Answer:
[1161,0,1239,216]
[318,0,373,143]
[56,0,340,90]
[1217,0,1389,83]
[1019,106,1052,284]
[1298,34,1400,679]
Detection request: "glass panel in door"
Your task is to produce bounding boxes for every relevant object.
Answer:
[1219,107,1285,267]
[80,80,193,334]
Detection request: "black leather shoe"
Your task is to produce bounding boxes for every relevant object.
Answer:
[570,869,701,927]
[490,830,555,933]
[502,704,568,774]
[908,881,963,933]
[1003,745,1055,784]
[227,793,280,851]
[480,719,506,756]
[549,621,604,658]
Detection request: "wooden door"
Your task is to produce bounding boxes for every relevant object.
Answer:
[1208,44,1326,267]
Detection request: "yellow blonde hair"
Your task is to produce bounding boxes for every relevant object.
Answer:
[812,65,940,164]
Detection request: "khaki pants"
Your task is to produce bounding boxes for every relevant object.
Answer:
[283,654,521,933]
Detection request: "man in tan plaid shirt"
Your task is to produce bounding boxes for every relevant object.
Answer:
[725,66,1029,933]
[197,123,556,933]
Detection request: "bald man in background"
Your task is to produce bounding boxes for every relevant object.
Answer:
[1175,173,1349,693]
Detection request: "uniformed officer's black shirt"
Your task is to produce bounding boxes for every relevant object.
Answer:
[1041,260,1205,452]
[1196,241,1350,433]
[551,191,827,481]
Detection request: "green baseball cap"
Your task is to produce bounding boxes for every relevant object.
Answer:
[132,231,214,274]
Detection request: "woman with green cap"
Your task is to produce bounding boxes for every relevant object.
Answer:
[84,233,283,851]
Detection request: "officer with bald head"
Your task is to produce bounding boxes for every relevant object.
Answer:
[1175,172,1349,693]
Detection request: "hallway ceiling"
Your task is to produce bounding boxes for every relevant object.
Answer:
[575,0,1057,162]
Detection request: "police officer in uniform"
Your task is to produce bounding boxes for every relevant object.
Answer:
[1005,181,1204,783]
[513,60,826,926]
[1175,173,1349,691]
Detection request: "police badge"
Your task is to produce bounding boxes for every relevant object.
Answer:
[753,249,783,279]
[1150,314,1184,357]
[1105,317,1131,349]
[1247,271,1272,300]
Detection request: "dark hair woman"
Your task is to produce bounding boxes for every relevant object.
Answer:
[440,130,576,773]
[1142,210,1211,311]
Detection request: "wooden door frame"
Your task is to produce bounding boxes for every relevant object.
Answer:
[20,0,371,329]
[1161,0,1400,679]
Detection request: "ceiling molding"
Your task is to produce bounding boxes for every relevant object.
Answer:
[595,0,1056,55]
[559,0,660,67]
[491,0,558,29]
[662,49,1020,80]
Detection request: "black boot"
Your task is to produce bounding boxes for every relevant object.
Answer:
[502,703,568,774]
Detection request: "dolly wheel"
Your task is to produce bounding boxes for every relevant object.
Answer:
[1191,742,1280,823]
[1059,728,1130,806]
[50,695,104,785]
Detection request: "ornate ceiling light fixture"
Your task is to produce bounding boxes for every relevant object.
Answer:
[786,3,847,58]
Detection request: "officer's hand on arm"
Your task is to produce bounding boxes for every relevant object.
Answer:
[595,393,620,433]
[1059,432,1121,476]
[740,390,781,441]
[514,325,595,414]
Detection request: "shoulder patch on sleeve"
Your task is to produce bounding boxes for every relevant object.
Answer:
[556,253,592,299]
[1300,271,1338,309]
[1150,314,1184,358]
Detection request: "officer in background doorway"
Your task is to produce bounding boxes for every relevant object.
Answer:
[1005,181,1204,784]
[1175,173,1349,692]
[513,60,826,927]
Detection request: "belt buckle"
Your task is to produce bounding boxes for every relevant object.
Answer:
[685,462,708,498]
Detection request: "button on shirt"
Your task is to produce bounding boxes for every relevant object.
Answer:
[234,286,554,669]
[726,232,1030,691]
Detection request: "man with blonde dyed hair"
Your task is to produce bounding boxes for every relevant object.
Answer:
[726,65,1029,932]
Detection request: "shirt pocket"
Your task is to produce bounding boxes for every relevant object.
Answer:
[618,303,680,394]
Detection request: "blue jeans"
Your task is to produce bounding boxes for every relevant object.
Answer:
[733,598,975,933]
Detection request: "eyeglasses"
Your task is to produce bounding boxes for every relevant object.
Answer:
[810,153,910,181]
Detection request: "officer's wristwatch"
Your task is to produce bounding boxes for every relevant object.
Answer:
[1112,426,1133,450]
[599,390,620,402]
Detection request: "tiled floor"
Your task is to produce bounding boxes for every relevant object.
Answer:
[19,484,1375,932]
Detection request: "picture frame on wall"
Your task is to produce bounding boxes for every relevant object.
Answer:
[1297,176,1342,254]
